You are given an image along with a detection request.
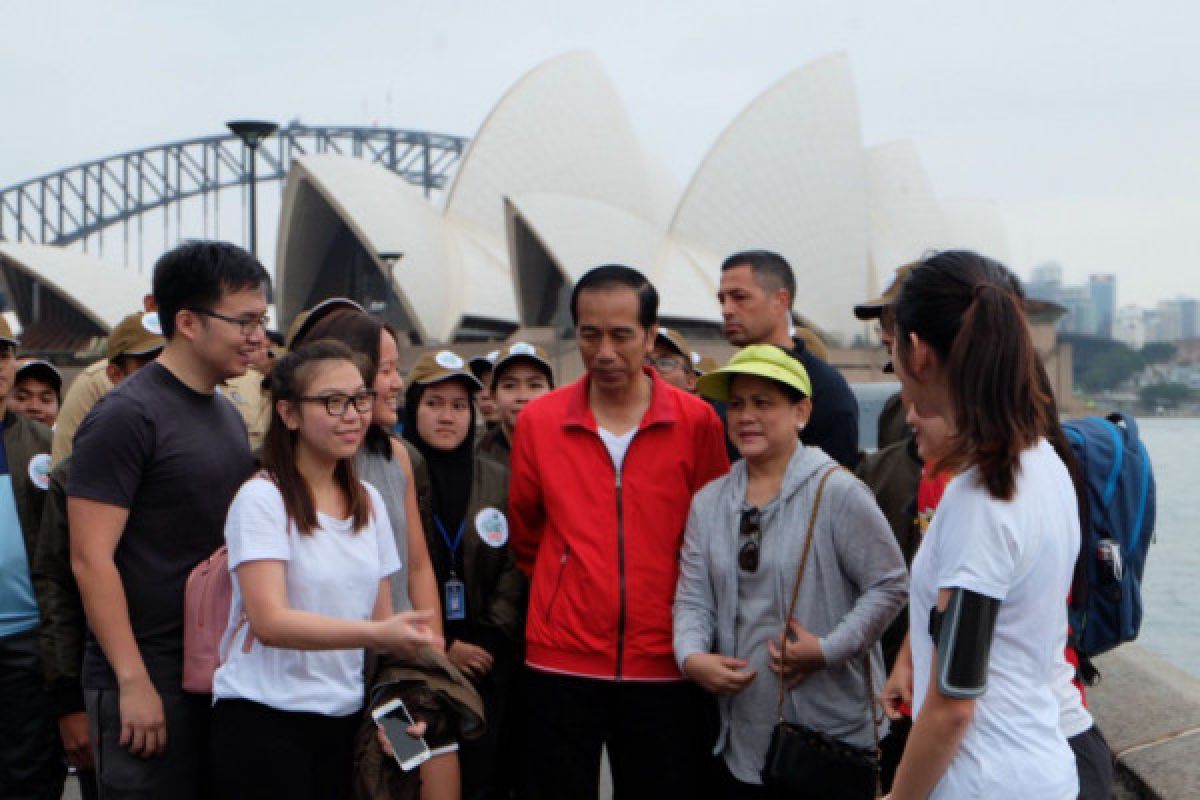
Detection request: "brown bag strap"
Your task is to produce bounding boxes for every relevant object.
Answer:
[774,465,843,720]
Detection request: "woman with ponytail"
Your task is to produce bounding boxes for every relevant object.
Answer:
[882,252,1080,800]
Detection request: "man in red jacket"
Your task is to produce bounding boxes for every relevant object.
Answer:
[509,265,730,799]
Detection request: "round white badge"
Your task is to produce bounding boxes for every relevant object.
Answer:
[27,453,51,491]
[141,312,162,335]
[509,342,536,357]
[435,351,464,370]
[475,507,508,548]
[691,351,701,366]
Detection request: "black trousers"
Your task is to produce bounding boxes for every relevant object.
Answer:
[524,669,717,800]
[0,629,65,800]
[1069,724,1114,800]
[85,686,211,800]
[210,698,360,800]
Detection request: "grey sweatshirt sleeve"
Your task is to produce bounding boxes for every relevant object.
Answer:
[817,479,909,667]
[674,500,718,671]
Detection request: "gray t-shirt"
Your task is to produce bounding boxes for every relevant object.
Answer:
[69,362,255,691]
[354,446,412,611]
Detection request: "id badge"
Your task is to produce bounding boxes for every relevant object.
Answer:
[444,579,466,621]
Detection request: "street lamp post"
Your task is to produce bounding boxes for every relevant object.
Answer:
[226,120,279,257]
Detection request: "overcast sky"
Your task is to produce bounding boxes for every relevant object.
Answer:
[2,0,1197,308]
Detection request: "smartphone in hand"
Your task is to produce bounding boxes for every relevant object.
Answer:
[372,699,432,771]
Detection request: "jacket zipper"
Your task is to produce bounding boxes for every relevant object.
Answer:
[615,468,627,681]
[544,544,571,623]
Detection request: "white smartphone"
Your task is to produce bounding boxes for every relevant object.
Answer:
[371,698,433,771]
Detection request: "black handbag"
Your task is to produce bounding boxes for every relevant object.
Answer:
[761,466,882,800]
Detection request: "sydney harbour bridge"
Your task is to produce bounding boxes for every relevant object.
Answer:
[0,123,470,269]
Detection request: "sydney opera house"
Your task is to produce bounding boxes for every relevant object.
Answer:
[276,51,1003,347]
[0,51,1015,360]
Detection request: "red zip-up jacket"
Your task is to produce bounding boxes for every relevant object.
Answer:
[509,368,730,681]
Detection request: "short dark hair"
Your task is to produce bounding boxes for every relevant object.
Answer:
[152,240,270,338]
[569,264,658,329]
[721,250,796,305]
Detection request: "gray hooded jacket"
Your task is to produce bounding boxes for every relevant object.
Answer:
[674,445,907,773]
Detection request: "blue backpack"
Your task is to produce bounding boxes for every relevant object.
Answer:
[1063,413,1156,657]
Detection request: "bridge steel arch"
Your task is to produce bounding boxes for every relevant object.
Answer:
[0,124,470,261]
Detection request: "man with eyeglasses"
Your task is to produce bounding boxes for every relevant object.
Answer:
[647,327,698,393]
[69,241,269,799]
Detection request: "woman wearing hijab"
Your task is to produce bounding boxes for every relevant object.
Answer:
[403,350,525,800]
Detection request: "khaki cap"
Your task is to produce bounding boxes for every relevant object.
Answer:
[407,350,483,392]
[697,345,812,403]
[655,327,693,363]
[491,342,555,389]
[0,315,17,347]
[694,355,720,376]
[106,312,166,360]
[854,262,918,320]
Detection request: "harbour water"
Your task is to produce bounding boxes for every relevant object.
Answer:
[1124,417,1200,676]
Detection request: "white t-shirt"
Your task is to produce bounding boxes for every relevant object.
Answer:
[212,477,401,716]
[910,440,1079,800]
[598,427,637,472]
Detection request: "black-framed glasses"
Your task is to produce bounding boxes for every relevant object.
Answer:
[188,308,269,337]
[299,390,377,417]
[739,507,762,573]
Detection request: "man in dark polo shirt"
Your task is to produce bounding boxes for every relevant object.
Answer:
[69,241,268,799]
[717,249,860,468]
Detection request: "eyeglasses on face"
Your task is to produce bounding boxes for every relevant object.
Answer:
[299,390,377,417]
[739,507,762,573]
[645,356,686,373]
[188,308,270,337]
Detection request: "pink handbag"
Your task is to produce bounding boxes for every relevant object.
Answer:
[181,546,253,693]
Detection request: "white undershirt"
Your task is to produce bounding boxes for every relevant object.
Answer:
[598,427,637,473]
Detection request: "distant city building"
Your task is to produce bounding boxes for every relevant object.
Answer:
[1114,305,1147,350]
[1025,263,1113,337]
[1089,274,1116,338]
[1154,296,1200,343]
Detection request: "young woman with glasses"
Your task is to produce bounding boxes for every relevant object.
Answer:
[674,345,907,799]
[210,341,438,799]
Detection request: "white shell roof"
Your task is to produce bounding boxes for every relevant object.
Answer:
[668,53,869,339]
[0,242,150,331]
[444,51,666,243]
[866,140,947,294]
[506,193,721,326]
[275,154,517,342]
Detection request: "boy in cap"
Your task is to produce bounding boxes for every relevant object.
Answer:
[469,352,502,431]
[477,342,555,466]
[69,242,268,799]
[0,315,61,798]
[648,327,697,393]
[30,311,165,800]
[11,359,63,428]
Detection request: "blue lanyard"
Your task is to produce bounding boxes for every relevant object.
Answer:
[434,515,466,557]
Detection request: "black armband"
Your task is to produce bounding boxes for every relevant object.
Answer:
[928,587,1000,699]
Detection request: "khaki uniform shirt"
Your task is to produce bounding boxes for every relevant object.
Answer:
[222,368,270,451]
[51,360,112,467]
